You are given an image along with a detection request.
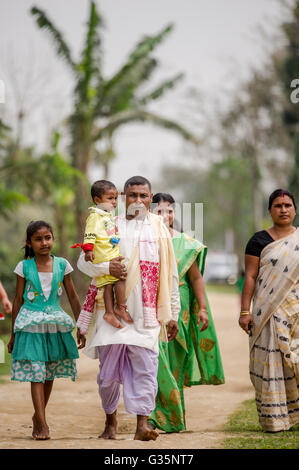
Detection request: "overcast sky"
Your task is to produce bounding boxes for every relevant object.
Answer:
[0,0,289,189]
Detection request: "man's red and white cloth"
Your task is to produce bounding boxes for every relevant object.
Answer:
[77,213,180,356]
[139,217,160,327]
[76,282,98,335]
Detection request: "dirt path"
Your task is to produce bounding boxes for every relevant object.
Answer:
[0,292,254,449]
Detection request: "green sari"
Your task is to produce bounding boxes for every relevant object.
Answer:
[149,232,225,432]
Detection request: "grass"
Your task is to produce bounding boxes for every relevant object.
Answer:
[222,399,299,449]
[206,283,238,295]
[0,334,12,383]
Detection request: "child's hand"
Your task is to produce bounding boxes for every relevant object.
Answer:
[7,334,15,354]
[85,251,95,262]
[77,329,86,349]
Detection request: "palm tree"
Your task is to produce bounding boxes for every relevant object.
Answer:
[31,1,198,244]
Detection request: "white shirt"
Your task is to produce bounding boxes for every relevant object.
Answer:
[14,260,73,300]
[77,215,180,357]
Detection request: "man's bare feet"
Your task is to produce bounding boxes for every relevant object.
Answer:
[114,304,133,323]
[98,411,118,439]
[134,416,159,441]
[32,414,50,440]
[134,426,159,441]
[103,312,123,329]
[147,421,156,431]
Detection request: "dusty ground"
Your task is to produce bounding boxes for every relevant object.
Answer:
[0,291,254,449]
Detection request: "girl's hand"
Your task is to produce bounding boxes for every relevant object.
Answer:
[77,329,86,349]
[198,309,209,331]
[7,334,15,354]
[239,314,253,335]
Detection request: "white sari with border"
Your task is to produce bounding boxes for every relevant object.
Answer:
[249,228,299,431]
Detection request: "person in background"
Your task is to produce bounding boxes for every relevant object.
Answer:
[148,193,225,433]
[236,269,245,306]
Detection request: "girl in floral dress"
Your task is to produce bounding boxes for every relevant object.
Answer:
[7,220,85,440]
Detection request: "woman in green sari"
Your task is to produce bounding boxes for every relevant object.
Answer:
[149,193,225,432]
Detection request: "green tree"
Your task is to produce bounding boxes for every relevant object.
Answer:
[33,132,85,259]
[0,123,89,291]
[1,129,85,256]
[31,1,198,244]
[0,119,29,217]
[162,156,253,271]
[276,1,299,204]
[219,65,292,232]
[159,57,294,266]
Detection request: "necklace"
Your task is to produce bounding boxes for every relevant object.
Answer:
[272,225,296,240]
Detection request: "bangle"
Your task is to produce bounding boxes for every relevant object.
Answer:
[240,310,251,316]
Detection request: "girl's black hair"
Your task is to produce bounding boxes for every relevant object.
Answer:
[24,220,54,259]
[152,193,175,205]
[268,189,297,211]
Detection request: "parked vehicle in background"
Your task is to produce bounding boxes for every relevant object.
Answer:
[204,251,238,285]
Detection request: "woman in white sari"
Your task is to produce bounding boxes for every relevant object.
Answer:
[239,189,299,432]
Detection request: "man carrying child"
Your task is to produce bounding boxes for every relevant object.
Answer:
[77,176,180,441]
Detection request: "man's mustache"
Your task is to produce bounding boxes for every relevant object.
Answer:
[127,203,147,215]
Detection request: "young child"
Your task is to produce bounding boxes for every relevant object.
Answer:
[74,180,133,332]
[7,220,85,440]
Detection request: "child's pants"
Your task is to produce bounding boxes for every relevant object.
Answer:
[97,344,158,416]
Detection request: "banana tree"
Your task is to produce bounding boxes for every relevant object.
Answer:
[31,1,198,243]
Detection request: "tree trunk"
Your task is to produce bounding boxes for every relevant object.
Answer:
[54,205,68,259]
[103,160,109,179]
[289,131,299,226]
[71,172,90,295]
[250,152,263,233]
